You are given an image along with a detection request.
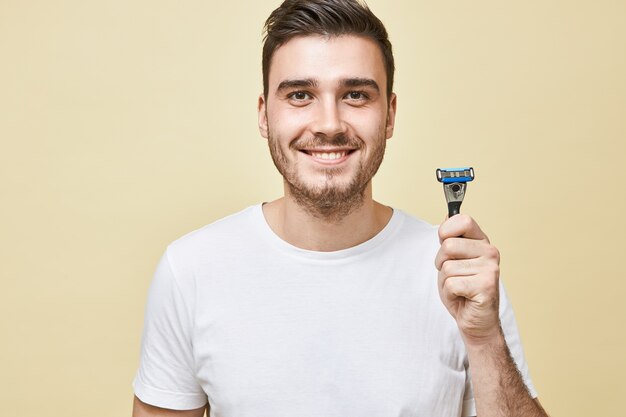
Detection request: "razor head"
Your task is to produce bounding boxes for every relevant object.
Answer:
[436,167,475,184]
[436,167,475,217]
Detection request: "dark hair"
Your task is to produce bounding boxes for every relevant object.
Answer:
[262,0,394,99]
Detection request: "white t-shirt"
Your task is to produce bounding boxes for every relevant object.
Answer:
[134,205,536,416]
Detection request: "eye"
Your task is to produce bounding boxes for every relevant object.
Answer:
[345,91,369,101]
[288,91,311,101]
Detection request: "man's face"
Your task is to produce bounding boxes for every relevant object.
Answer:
[258,35,397,217]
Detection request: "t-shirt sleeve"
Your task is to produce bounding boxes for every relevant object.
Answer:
[133,249,208,410]
[461,280,538,417]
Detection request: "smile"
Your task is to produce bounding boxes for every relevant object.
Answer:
[312,151,346,160]
[299,149,357,164]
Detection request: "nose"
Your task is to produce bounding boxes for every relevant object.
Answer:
[311,98,346,139]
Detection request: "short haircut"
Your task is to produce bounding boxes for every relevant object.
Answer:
[262,0,394,100]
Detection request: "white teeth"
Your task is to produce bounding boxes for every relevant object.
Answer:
[311,151,346,160]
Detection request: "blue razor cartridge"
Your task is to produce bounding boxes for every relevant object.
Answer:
[436,167,475,184]
[436,167,475,217]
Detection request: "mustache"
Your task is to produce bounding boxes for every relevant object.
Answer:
[291,134,361,150]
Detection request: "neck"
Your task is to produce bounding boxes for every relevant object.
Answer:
[262,183,393,252]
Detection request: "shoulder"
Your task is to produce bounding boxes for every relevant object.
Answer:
[391,209,440,249]
[165,205,260,272]
[396,209,438,233]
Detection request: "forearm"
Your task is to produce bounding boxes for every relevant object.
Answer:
[465,329,547,417]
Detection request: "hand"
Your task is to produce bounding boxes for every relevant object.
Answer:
[435,214,502,344]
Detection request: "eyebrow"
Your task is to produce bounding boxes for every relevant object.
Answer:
[276,78,319,93]
[341,78,380,93]
[275,77,380,94]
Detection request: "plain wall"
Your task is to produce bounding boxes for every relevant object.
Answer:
[1,1,624,416]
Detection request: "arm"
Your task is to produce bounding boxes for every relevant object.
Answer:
[435,214,548,417]
[133,395,207,417]
[464,329,548,416]
[133,253,208,413]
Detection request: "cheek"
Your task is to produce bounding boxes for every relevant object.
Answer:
[269,110,309,140]
[350,111,386,139]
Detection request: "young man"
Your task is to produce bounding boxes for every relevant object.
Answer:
[133,1,548,416]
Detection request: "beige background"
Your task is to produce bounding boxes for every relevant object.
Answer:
[1,0,624,416]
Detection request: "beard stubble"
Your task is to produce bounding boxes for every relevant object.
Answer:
[266,126,386,223]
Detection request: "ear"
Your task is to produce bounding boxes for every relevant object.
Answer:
[385,93,397,140]
[257,94,269,139]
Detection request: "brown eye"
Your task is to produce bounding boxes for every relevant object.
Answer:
[346,91,368,101]
[292,92,309,100]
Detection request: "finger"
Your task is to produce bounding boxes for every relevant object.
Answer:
[439,275,498,308]
[439,258,480,278]
[439,276,479,304]
[438,214,489,242]
[434,238,499,270]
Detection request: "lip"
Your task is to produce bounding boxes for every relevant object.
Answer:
[299,148,357,165]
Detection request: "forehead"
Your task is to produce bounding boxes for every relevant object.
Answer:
[268,35,386,90]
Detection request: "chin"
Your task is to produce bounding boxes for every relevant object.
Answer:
[301,177,354,193]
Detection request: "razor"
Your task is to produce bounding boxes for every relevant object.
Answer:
[436,167,475,217]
